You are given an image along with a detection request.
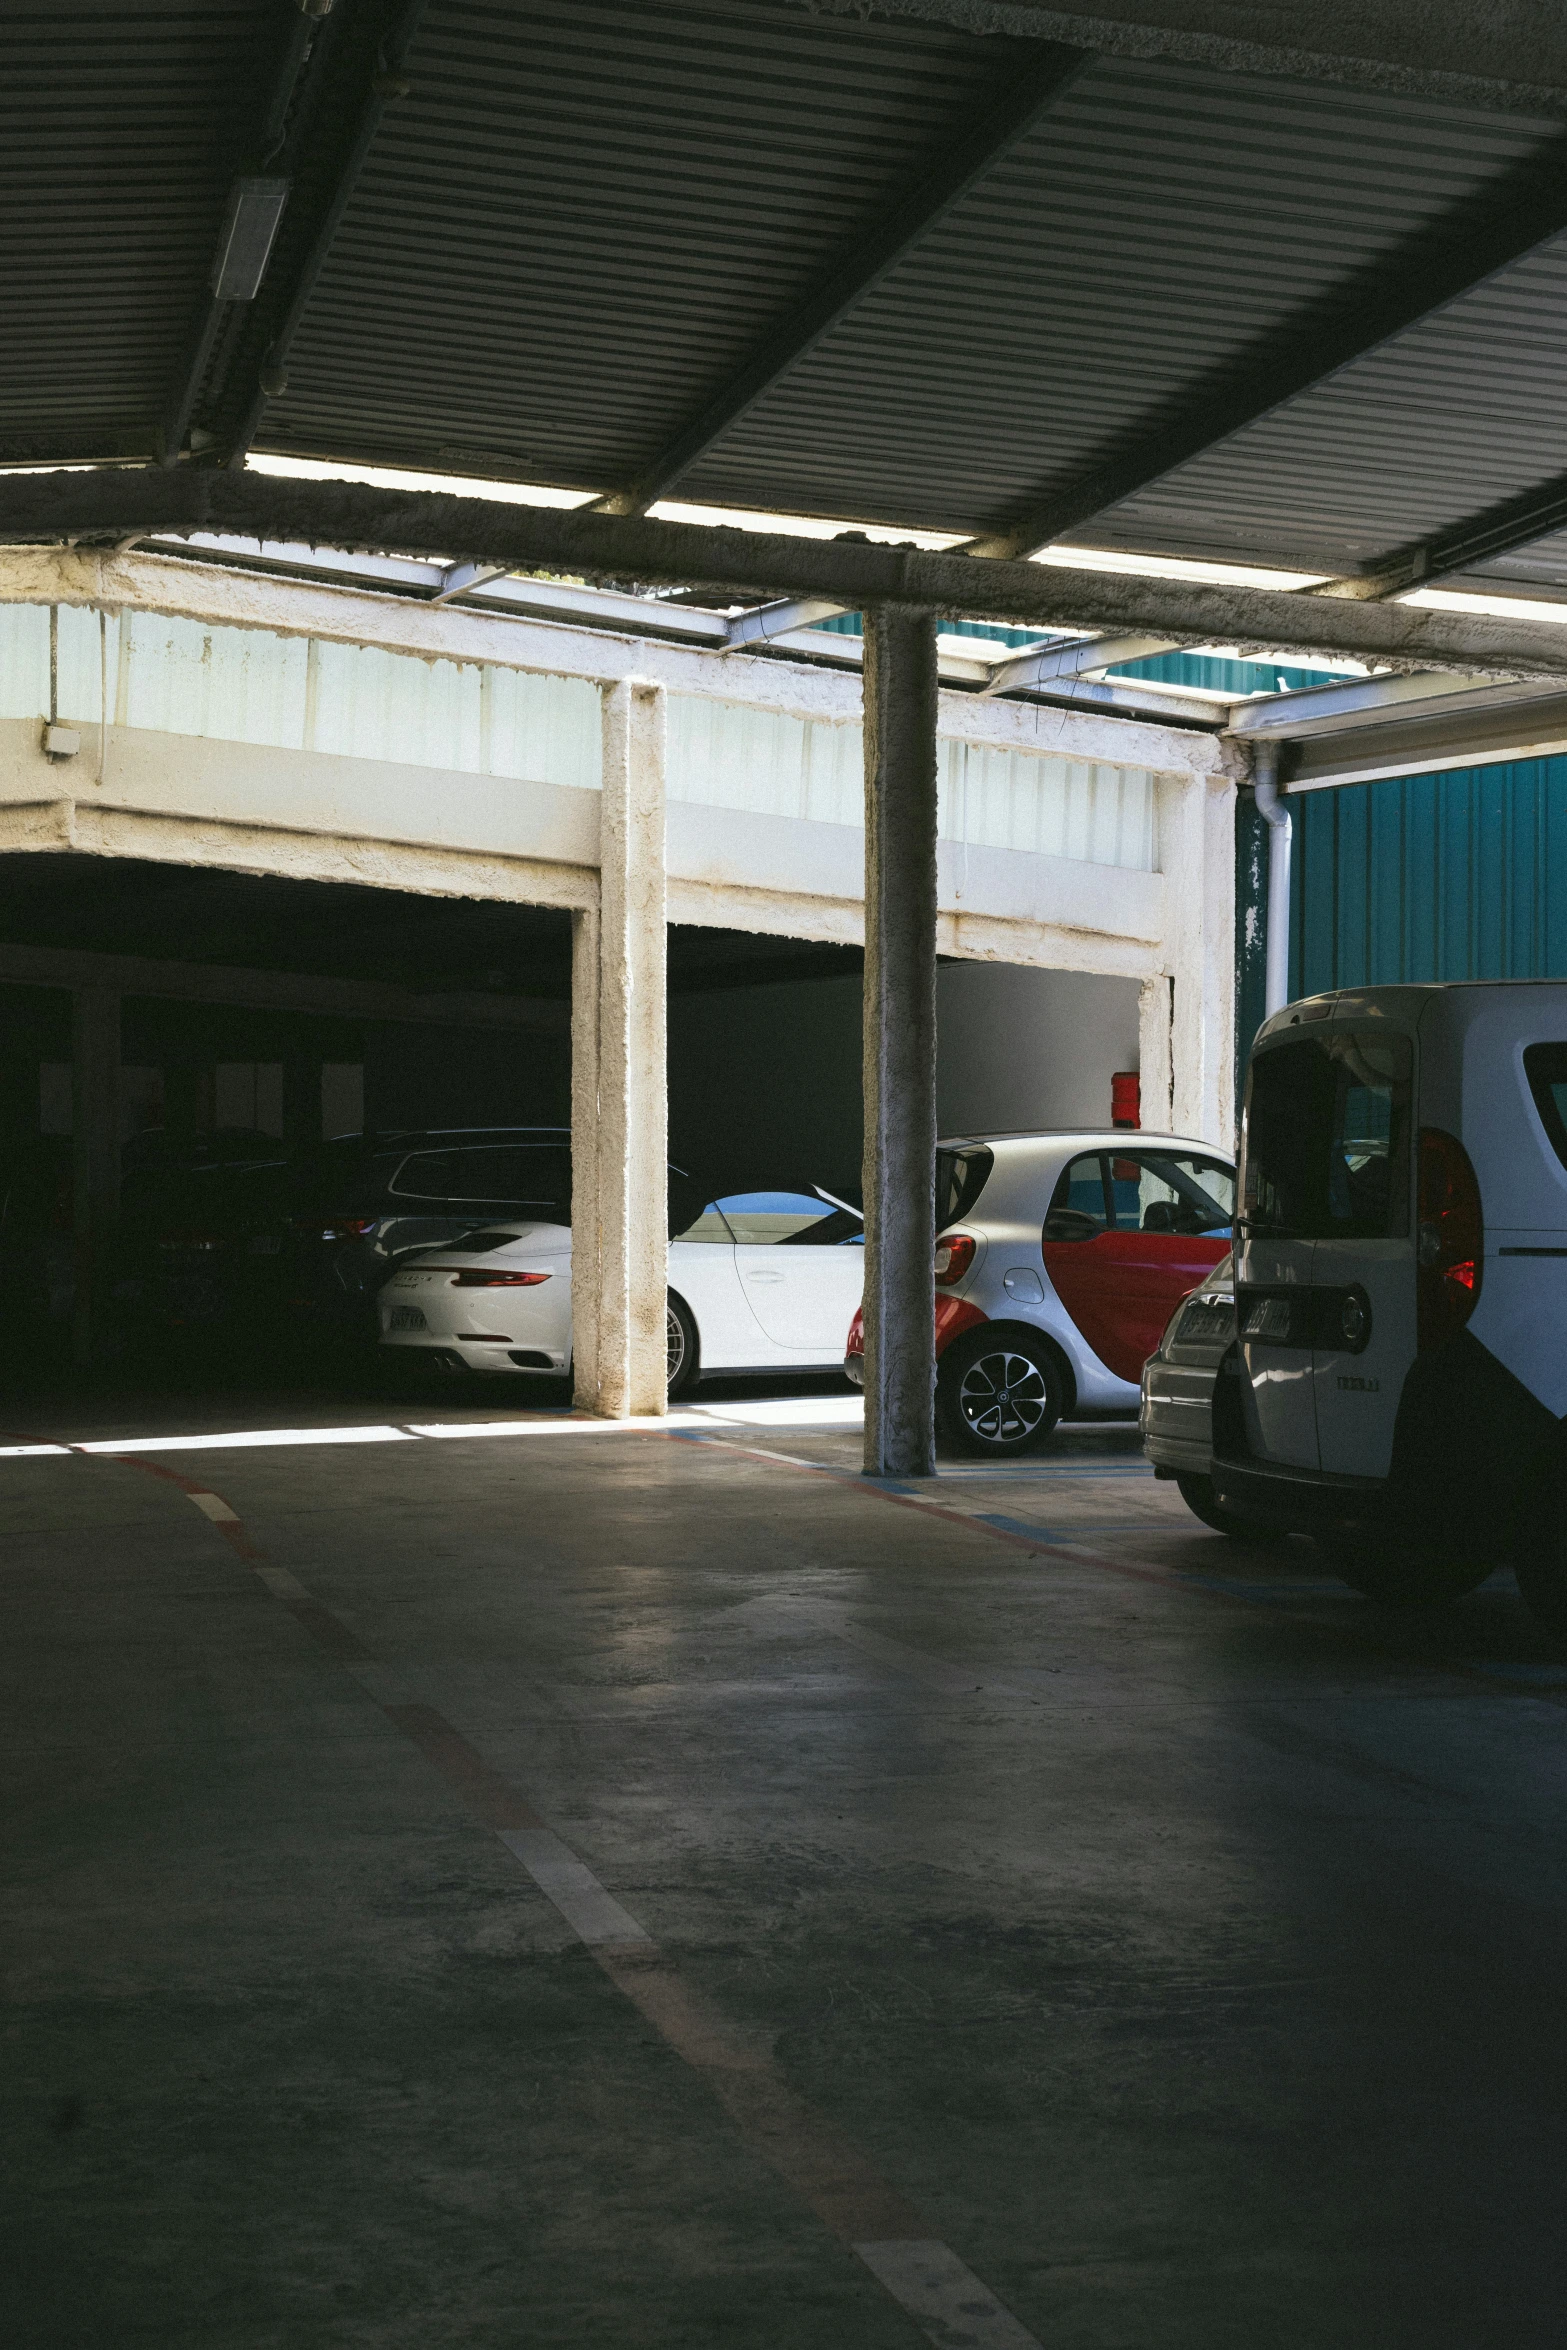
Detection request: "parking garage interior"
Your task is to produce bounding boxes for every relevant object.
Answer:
[16,5,1567,2346]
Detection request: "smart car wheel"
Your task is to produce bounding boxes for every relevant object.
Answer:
[666,1292,698,1399]
[938,1329,1061,1456]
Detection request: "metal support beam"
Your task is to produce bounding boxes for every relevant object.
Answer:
[593,42,1093,516]
[433,560,513,605]
[715,598,851,652]
[848,4,1567,116]
[158,0,328,467]
[861,606,939,1481]
[980,631,1178,694]
[1325,470,1567,602]
[574,680,668,1418]
[71,987,120,1366]
[211,0,432,469]
[19,469,1567,679]
[965,125,1567,561]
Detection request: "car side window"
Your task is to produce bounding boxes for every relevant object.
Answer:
[675,1204,738,1244]
[1044,1154,1110,1242]
[389,1150,454,1199]
[1107,1153,1235,1235]
[716,1191,842,1244]
[390,1146,572,1216]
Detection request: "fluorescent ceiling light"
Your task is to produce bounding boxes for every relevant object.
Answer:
[1033,545,1332,591]
[210,178,290,302]
[247,453,600,509]
[648,498,968,549]
[1400,586,1567,626]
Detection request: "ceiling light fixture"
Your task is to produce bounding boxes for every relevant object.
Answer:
[210,177,291,302]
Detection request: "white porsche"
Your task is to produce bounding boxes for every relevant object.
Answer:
[378,1187,864,1392]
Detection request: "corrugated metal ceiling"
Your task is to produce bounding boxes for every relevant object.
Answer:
[0,1,280,463]
[13,0,1567,596]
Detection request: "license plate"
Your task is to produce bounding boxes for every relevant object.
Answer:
[390,1305,428,1331]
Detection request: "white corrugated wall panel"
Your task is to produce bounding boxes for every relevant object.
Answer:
[309,639,483,771]
[940,741,1158,871]
[670,694,1159,872]
[0,604,48,719]
[484,666,600,789]
[118,612,308,747]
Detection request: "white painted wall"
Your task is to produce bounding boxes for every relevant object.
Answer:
[937,965,1143,1137]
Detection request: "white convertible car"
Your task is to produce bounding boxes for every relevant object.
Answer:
[378,1187,864,1392]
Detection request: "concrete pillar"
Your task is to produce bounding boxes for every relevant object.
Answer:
[1160,766,1238,1154]
[572,679,668,1417]
[861,605,939,1479]
[71,988,120,1365]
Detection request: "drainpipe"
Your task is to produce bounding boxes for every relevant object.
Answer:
[1252,740,1292,1018]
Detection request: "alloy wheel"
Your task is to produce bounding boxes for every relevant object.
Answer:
[956,1347,1050,1445]
[666,1303,686,1386]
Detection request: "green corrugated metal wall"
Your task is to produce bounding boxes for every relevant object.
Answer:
[1289,755,1567,997]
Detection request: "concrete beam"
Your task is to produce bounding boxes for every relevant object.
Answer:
[823,4,1567,112]
[574,680,668,1418]
[5,473,1567,680]
[861,607,940,1480]
[0,938,568,1034]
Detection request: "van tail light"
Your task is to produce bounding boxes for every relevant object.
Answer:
[934,1232,975,1287]
[451,1268,551,1287]
[1417,1127,1483,1350]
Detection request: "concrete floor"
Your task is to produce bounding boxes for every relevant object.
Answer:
[6,1372,1567,2348]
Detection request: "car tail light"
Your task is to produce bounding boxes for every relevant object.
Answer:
[451,1268,552,1287]
[934,1232,975,1287]
[1417,1127,1483,1350]
[304,1216,378,1242]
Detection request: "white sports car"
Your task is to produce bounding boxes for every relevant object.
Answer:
[378,1186,864,1392]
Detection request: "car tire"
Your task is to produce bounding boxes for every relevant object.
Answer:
[1316,1531,1493,1607]
[1513,1477,1567,1639]
[666,1292,699,1399]
[937,1327,1062,1457]
[1176,1472,1287,1542]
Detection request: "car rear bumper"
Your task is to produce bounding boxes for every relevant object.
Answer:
[1140,1359,1216,1473]
[379,1327,567,1374]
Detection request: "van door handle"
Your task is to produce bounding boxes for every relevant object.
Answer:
[745,1270,784,1283]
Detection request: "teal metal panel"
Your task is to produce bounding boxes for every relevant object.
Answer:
[1289,754,1567,997]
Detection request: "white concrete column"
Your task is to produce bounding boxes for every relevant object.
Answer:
[71,986,120,1364]
[572,679,668,1417]
[1158,765,1237,1153]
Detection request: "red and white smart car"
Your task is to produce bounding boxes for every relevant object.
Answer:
[846,1129,1235,1456]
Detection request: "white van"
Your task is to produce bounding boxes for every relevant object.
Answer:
[1213,982,1567,1625]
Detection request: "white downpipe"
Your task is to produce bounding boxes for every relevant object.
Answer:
[1252,741,1292,1018]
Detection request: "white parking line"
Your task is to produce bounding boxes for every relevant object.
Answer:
[74,1424,419,1454]
[497,1827,653,1946]
[854,2241,1043,2349]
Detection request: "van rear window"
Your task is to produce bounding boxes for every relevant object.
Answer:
[1241,1030,1411,1240]
[1523,1044,1567,1171]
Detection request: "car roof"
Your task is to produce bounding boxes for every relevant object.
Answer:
[938,1129,1231,1155]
